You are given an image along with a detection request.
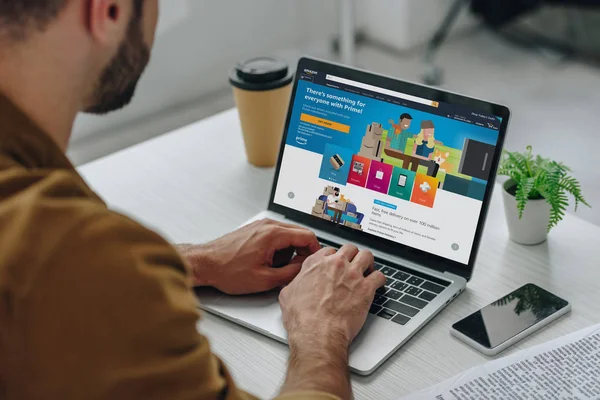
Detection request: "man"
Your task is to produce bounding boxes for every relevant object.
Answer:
[412,120,441,177]
[386,113,413,153]
[326,187,344,224]
[0,1,385,399]
[326,187,341,207]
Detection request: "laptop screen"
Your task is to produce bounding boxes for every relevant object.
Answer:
[273,65,503,266]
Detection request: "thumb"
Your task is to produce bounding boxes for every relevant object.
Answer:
[265,263,302,288]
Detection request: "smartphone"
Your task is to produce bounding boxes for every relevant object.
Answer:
[450,283,571,356]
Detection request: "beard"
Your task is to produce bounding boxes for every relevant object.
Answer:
[85,15,150,115]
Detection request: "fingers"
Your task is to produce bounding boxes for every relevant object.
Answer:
[294,245,316,257]
[350,250,375,274]
[364,270,386,294]
[288,254,309,266]
[335,244,359,261]
[313,246,336,258]
[299,247,335,271]
[264,222,321,255]
[263,263,302,288]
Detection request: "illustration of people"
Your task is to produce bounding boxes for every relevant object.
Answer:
[327,187,344,224]
[412,120,443,177]
[327,187,341,207]
[315,186,364,230]
[386,113,413,153]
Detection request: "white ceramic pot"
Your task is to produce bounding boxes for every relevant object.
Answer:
[502,180,551,245]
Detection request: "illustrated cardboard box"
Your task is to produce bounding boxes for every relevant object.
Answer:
[329,154,345,170]
[312,208,324,217]
[332,200,347,212]
[312,199,326,217]
[343,220,362,230]
[358,122,384,161]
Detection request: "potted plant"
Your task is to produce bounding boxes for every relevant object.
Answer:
[498,146,590,245]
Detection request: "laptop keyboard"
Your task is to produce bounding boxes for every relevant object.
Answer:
[319,240,450,327]
[370,262,449,325]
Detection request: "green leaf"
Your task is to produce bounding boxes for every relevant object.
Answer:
[524,145,534,177]
[498,151,524,182]
[535,155,550,171]
[515,176,535,218]
[546,190,569,231]
[559,176,590,211]
[508,151,529,176]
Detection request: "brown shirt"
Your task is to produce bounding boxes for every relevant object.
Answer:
[0,94,337,400]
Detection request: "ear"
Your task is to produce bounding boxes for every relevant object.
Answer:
[87,0,130,45]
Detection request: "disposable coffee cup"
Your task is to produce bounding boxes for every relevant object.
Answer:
[230,57,294,167]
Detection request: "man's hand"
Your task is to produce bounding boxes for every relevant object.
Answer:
[280,245,385,343]
[278,245,386,399]
[177,219,321,295]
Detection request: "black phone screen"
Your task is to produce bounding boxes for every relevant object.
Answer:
[452,284,569,349]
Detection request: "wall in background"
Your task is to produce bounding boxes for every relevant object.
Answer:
[72,0,337,140]
[73,1,478,141]
[358,0,475,51]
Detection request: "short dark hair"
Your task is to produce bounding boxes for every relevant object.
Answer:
[0,0,144,40]
[400,113,413,121]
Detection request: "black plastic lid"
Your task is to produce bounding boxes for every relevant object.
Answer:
[229,57,294,91]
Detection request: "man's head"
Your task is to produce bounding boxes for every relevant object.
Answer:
[399,113,413,130]
[0,0,159,114]
[86,0,152,114]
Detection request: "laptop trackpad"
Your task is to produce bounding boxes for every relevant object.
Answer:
[196,288,288,342]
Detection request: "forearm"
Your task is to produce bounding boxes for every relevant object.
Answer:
[280,331,351,400]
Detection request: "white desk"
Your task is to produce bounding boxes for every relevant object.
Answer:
[79,109,599,400]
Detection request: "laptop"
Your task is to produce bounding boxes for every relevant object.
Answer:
[197,57,510,375]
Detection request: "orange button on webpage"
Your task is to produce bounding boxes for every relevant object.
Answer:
[300,113,350,134]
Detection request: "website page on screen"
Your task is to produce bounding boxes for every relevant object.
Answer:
[274,69,502,264]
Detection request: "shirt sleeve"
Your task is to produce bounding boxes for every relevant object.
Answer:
[16,211,338,400]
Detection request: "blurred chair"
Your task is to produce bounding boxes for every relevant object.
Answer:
[422,0,600,86]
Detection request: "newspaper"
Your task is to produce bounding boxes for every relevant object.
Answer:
[402,323,600,400]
